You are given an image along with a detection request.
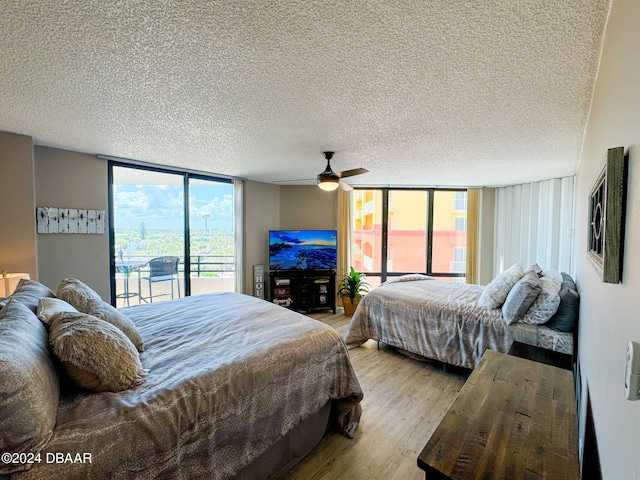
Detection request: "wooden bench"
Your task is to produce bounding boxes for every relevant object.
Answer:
[417,349,580,479]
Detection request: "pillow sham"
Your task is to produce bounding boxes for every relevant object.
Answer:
[477,262,524,309]
[0,301,60,475]
[7,278,56,313]
[48,311,147,393]
[521,269,563,324]
[85,298,145,352]
[545,272,579,332]
[524,263,543,277]
[502,271,542,325]
[37,297,79,325]
[382,274,433,284]
[56,277,103,312]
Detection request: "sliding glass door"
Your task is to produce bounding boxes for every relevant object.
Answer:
[188,177,236,296]
[110,164,236,306]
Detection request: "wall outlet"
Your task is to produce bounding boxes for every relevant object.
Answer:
[624,341,640,401]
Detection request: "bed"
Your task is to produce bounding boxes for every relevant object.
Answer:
[343,266,577,370]
[1,280,363,480]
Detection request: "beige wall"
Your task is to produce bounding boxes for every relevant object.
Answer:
[0,131,38,278]
[243,180,280,294]
[574,1,640,477]
[279,185,337,229]
[233,183,338,295]
[34,147,111,298]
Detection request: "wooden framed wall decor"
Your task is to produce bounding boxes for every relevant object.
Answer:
[587,146,628,283]
[37,207,106,235]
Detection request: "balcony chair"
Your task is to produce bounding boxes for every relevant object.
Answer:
[140,256,181,303]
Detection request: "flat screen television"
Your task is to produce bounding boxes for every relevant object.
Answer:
[269,230,337,271]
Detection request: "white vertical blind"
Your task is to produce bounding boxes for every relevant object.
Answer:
[493,176,574,276]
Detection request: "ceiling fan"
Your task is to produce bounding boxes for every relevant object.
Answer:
[274,151,369,191]
[316,151,369,191]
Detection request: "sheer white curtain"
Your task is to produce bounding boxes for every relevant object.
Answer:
[493,176,575,275]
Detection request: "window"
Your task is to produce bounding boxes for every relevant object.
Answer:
[351,189,467,284]
[451,247,467,273]
[451,191,468,211]
[109,163,238,306]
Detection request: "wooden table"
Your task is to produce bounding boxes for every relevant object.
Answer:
[417,350,580,479]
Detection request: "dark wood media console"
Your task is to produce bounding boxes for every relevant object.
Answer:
[269,270,336,314]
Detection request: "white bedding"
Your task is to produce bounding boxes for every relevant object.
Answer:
[343,278,572,369]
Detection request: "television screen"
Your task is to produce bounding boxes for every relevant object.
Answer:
[269,230,337,271]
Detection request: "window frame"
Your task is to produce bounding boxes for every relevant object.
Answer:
[352,187,467,283]
[108,161,236,304]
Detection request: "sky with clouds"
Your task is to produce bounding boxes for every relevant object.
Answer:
[113,182,234,231]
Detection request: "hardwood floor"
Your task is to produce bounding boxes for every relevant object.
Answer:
[282,310,470,480]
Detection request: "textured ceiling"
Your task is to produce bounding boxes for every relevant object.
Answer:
[1,1,610,188]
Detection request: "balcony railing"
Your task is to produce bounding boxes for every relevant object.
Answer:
[115,254,235,277]
[114,254,236,307]
[190,254,235,276]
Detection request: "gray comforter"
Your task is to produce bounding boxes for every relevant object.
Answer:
[13,292,362,480]
[344,278,572,369]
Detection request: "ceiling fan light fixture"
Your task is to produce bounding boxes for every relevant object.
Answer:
[317,173,339,191]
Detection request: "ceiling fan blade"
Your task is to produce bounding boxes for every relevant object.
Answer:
[272,178,315,184]
[335,167,369,179]
[339,180,353,191]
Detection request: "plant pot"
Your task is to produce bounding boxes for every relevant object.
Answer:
[342,296,361,317]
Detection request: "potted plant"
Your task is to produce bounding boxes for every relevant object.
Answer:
[337,267,370,317]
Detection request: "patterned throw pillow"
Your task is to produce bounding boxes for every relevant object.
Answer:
[521,269,563,324]
[477,263,525,309]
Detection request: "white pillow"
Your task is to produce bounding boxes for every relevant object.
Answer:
[521,269,563,324]
[382,274,433,285]
[477,263,524,309]
[37,297,79,325]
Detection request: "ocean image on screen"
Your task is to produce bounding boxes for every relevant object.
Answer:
[269,230,337,270]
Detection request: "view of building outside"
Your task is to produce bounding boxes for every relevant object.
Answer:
[388,190,428,274]
[352,189,467,285]
[353,190,382,278]
[432,190,467,279]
